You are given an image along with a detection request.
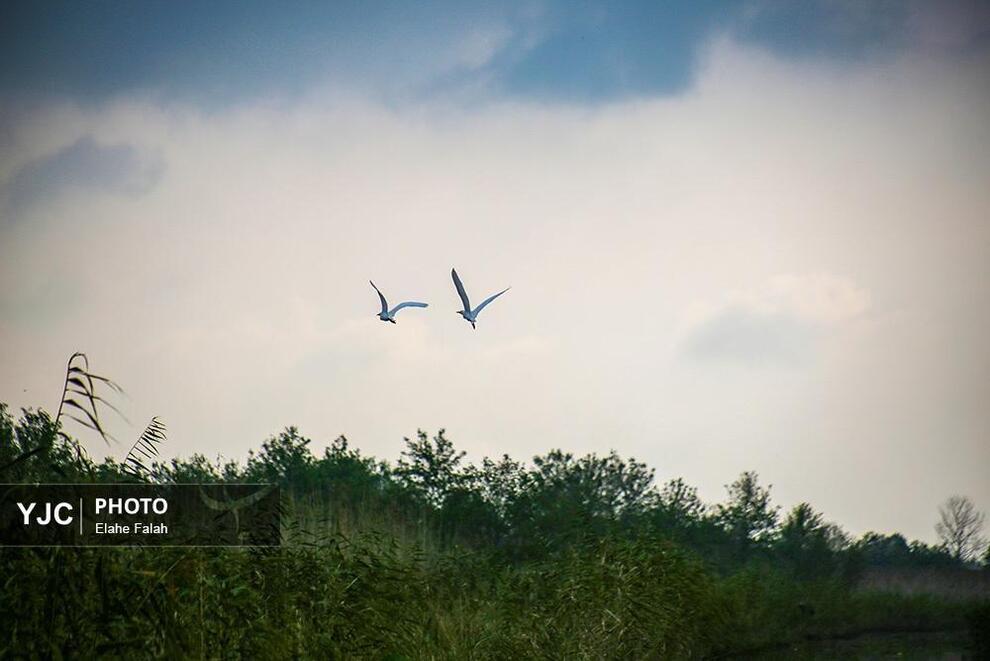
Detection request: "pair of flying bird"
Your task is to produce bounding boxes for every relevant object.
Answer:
[371,269,510,329]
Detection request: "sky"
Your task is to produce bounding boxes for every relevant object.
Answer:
[1,0,988,544]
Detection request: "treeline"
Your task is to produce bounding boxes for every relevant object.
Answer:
[0,404,965,577]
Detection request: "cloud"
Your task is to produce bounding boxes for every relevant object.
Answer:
[737,0,990,59]
[683,306,815,366]
[763,274,871,324]
[906,0,990,51]
[3,1,986,109]
[0,37,987,543]
[2,136,164,220]
[680,274,870,366]
[452,24,514,70]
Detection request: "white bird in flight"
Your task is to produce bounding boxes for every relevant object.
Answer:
[451,268,510,329]
[370,281,428,324]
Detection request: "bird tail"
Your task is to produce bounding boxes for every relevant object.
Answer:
[471,321,476,330]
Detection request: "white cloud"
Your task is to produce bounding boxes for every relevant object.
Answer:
[452,24,514,70]
[678,273,870,367]
[763,274,870,324]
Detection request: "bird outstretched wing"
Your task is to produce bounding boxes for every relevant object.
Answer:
[370,280,388,315]
[390,301,429,315]
[451,268,472,312]
[473,287,510,316]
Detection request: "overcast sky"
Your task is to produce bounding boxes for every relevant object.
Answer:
[1,0,988,543]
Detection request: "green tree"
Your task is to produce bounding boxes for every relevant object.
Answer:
[503,450,656,555]
[779,503,823,543]
[0,405,95,482]
[245,426,316,488]
[715,471,779,559]
[151,453,224,482]
[851,532,955,569]
[658,477,705,525]
[318,435,388,491]
[776,503,837,577]
[477,453,526,517]
[395,429,466,506]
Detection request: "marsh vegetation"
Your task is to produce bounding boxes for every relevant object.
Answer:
[2,400,988,658]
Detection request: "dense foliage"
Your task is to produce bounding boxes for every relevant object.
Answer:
[1,403,986,658]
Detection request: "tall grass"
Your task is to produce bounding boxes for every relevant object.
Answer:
[2,532,982,658]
